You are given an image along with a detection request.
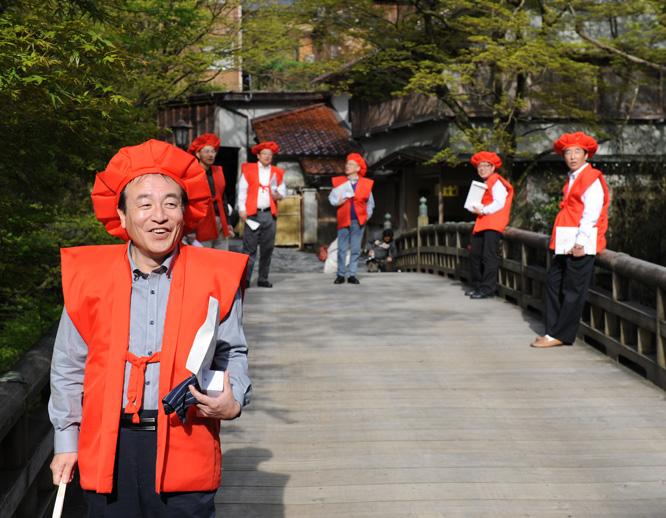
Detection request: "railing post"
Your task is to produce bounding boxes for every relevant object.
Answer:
[658,287,666,368]
[417,197,428,273]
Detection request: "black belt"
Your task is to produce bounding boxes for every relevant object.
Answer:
[120,411,157,431]
[256,207,271,212]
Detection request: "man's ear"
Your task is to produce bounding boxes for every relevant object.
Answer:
[117,208,127,229]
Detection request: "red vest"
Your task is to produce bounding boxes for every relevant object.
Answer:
[241,163,285,217]
[549,164,610,251]
[473,173,514,234]
[196,165,230,240]
[332,176,374,229]
[61,244,248,494]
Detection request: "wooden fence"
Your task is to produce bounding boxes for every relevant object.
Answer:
[396,222,666,390]
[0,323,59,518]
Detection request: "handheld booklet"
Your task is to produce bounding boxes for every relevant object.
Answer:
[270,174,278,194]
[554,227,597,255]
[464,181,487,212]
[245,218,260,231]
[186,296,224,395]
[332,181,355,201]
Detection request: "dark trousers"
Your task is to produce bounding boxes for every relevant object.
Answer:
[84,427,216,518]
[545,254,596,344]
[469,230,501,296]
[241,210,276,284]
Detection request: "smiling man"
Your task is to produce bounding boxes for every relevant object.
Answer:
[48,140,251,517]
[531,132,610,348]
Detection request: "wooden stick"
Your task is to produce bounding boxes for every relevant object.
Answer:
[52,480,67,518]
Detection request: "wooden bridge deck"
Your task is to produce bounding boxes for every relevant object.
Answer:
[216,271,666,518]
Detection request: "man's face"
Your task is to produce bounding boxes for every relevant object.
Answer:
[345,160,360,177]
[258,149,274,167]
[476,162,495,180]
[383,236,391,243]
[117,174,185,269]
[196,145,216,168]
[563,147,588,172]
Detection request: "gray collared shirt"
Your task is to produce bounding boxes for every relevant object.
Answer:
[48,243,251,454]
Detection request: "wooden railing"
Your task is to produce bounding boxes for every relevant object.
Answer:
[0,323,58,518]
[396,223,666,390]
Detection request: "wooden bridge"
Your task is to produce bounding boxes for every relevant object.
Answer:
[4,224,666,517]
[215,270,666,517]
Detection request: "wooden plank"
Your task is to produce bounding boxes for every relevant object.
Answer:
[217,272,666,516]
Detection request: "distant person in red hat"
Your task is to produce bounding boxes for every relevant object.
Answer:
[48,140,251,517]
[237,141,286,287]
[531,132,610,348]
[329,153,374,284]
[465,151,514,299]
[187,133,236,250]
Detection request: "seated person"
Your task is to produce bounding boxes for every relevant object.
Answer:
[366,229,397,272]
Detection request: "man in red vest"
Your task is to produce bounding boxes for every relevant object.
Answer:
[237,141,286,288]
[466,151,514,299]
[48,140,251,517]
[329,153,374,284]
[531,132,610,348]
[187,133,234,249]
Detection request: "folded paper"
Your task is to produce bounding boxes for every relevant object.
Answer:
[464,181,487,212]
[555,227,597,255]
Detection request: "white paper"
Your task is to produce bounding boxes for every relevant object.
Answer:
[201,369,225,397]
[555,227,597,255]
[52,480,66,518]
[332,181,355,201]
[464,181,487,212]
[186,296,220,386]
[245,218,260,231]
[270,174,278,194]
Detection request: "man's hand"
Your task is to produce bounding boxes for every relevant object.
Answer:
[239,210,248,222]
[227,225,235,238]
[567,245,586,258]
[189,370,241,420]
[471,206,484,215]
[271,191,283,201]
[337,197,350,207]
[387,257,393,262]
[51,452,78,485]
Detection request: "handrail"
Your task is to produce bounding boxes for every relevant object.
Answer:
[396,223,666,390]
[0,323,59,518]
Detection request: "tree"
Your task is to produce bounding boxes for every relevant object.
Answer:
[296,0,666,180]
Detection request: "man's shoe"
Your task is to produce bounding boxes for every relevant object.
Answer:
[257,280,273,288]
[465,289,477,296]
[334,276,345,284]
[470,292,491,299]
[530,337,564,348]
[347,276,360,284]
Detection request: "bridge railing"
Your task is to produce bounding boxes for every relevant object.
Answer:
[396,223,666,390]
[0,324,58,518]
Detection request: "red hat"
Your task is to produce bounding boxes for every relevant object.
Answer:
[471,151,502,170]
[187,133,220,156]
[251,142,280,155]
[553,132,598,158]
[91,139,212,241]
[347,153,368,177]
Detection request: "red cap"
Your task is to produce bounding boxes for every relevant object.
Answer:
[187,133,220,156]
[553,132,598,158]
[251,142,280,155]
[471,151,502,170]
[91,140,211,241]
[347,153,367,177]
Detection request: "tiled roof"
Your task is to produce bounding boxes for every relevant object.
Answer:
[252,103,362,174]
[299,157,347,176]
